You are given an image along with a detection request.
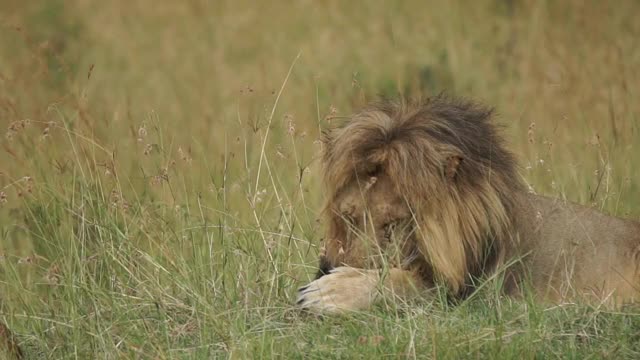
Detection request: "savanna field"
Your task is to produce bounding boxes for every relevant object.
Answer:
[1,0,640,358]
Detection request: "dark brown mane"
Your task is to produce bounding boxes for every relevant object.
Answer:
[322,95,524,223]
[321,95,526,294]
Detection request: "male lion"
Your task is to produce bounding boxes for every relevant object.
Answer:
[297,96,640,314]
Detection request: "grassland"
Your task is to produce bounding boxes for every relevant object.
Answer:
[1,0,639,358]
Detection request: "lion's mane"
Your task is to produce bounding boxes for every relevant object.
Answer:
[321,96,525,294]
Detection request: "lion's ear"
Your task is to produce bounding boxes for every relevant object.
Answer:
[445,154,463,179]
[440,146,464,180]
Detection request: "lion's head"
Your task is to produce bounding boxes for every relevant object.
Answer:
[318,96,524,295]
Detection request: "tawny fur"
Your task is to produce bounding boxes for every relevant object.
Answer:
[297,95,640,314]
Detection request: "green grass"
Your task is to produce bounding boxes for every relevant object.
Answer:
[1,0,640,358]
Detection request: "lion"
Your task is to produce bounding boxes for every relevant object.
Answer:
[296,95,640,314]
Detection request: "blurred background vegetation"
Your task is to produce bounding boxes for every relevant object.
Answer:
[1,0,639,358]
[2,0,638,211]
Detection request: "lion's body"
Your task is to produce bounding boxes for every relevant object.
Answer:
[297,96,640,314]
[511,192,640,304]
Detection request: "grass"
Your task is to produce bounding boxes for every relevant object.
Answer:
[1,0,640,358]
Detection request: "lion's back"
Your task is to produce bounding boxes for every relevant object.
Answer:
[515,192,640,303]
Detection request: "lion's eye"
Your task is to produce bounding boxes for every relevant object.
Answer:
[366,165,381,177]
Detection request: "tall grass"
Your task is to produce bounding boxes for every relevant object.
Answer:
[1,0,639,358]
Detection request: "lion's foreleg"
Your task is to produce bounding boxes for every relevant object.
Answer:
[296,267,425,314]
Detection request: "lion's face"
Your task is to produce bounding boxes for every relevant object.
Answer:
[324,171,418,269]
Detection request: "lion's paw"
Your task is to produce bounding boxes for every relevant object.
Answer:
[296,267,380,315]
